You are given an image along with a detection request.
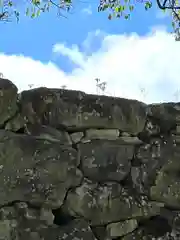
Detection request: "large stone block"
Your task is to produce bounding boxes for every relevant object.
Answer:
[78,139,135,182]
[150,145,180,209]
[0,204,96,240]
[106,219,138,238]
[0,130,82,208]
[19,87,147,134]
[64,179,164,226]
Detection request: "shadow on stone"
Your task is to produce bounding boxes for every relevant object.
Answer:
[52,208,75,226]
[139,216,172,237]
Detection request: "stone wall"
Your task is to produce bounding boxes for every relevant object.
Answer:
[1,78,180,239]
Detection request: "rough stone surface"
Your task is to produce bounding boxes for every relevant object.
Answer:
[24,124,72,144]
[122,216,179,240]
[150,145,180,208]
[0,204,97,240]
[0,78,18,126]
[106,219,138,238]
[70,132,84,143]
[5,113,26,132]
[0,129,82,208]
[1,78,180,239]
[19,87,147,134]
[78,140,135,182]
[84,129,120,140]
[63,179,164,225]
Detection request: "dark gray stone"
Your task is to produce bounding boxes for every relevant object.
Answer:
[19,87,147,134]
[0,130,82,208]
[78,139,134,182]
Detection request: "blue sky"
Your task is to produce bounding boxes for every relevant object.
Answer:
[0,0,180,103]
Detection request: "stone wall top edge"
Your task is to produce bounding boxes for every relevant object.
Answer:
[18,84,180,107]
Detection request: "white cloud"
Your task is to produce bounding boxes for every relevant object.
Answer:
[1,27,180,104]
[82,30,107,53]
[81,5,92,15]
[53,43,88,68]
[0,54,68,91]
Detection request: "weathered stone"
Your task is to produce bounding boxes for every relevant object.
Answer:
[150,145,180,208]
[147,103,179,134]
[119,136,143,144]
[3,80,180,239]
[24,124,72,145]
[172,135,180,144]
[0,206,16,221]
[78,140,134,182]
[131,138,172,194]
[0,218,97,240]
[151,171,180,209]
[0,203,53,228]
[120,132,131,137]
[135,142,154,163]
[142,117,161,138]
[39,207,54,226]
[91,226,106,240]
[0,204,96,240]
[171,125,180,135]
[122,216,175,240]
[70,132,84,143]
[173,212,180,232]
[160,210,180,232]
[84,129,120,140]
[106,219,138,238]
[0,78,18,126]
[176,125,180,134]
[64,179,164,226]
[19,87,147,134]
[39,219,97,240]
[0,130,82,208]
[5,113,26,132]
[131,166,147,193]
[0,219,17,240]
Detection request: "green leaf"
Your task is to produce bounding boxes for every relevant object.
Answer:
[102,4,108,11]
[8,1,13,7]
[65,0,72,3]
[31,12,36,18]
[145,1,152,10]
[124,14,130,19]
[115,5,126,12]
[32,0,40,5]
[48,1,52,7]
[129,5,134,11]
[122,5,126,11]
[36,9,41,17]
[115,6,119,12]
[26,7,29,16]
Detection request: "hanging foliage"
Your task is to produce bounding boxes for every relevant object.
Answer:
[0,0,180,40]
